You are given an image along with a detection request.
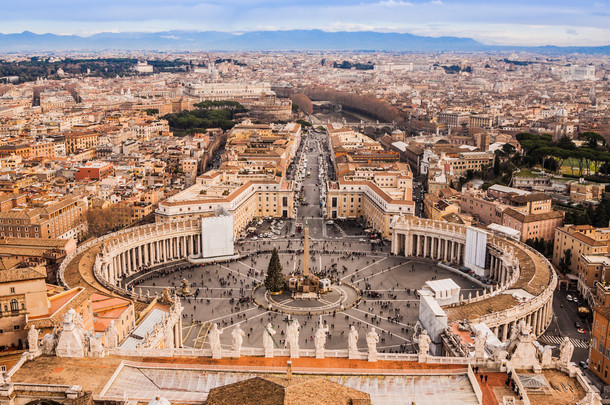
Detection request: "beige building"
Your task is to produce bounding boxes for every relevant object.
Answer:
[156,170,294,237]
[423,194,460,222]
[0,259,48,350]
[569,181,606,204]
[326,163,414,237]
[553,225,610,274]
[0,195,88,240]
[459,188,507,225]
[64,132,99,155]
[552,224,610,298]
[325,125,413,237]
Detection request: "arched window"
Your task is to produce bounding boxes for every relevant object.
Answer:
[10,300,18,312]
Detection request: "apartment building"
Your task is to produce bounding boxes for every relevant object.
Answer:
[325,125,414,237]
[0,195,87,240]
[156,170,294,237]
[0,259,48,350]
[423,194,460,221]
[459,188,507,225]
[437,112,470,129]
[590,306,610,384]
[75,162,114,181]
[553,225,610,297]
[30,141,55,159]
[442,151,494,177]
[0,145,31,159]
[64,131,99,155]
[553,225,610,275]
[502,193,563,243]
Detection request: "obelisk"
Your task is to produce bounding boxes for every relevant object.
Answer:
[303,222,310,277]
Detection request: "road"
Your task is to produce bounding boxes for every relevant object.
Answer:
[294,129,327,239]
[541,289,591,364]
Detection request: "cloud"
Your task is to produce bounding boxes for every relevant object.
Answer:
[374,0,414,6]
[0,0,607,46]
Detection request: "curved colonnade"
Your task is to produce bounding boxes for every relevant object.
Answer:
[391,217,557,341]
[58,216,556,345]
[58,219,203,299]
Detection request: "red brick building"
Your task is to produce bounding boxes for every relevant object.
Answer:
[75,162,113,181]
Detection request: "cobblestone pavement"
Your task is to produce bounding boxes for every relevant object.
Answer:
[131,246,484,353]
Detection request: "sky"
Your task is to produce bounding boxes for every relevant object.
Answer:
[2,0,609,46]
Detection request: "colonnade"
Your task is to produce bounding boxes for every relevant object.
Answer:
[490,298,554,341]
[488,253,511,287]
[390,217,556,341]
[102,230,201,285]
[392,229,465,265]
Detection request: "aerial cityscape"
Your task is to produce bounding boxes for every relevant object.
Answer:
[0,1,608,404]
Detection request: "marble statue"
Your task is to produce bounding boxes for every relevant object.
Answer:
[41,326,58,355]
[231,324,245,357]
[518,320,531,337]
[348,325,359,359]
[366,327,380,362]
[27,325,39,354]
[164,325,174,349]
[540,345,553,367]
[55,309,85,358]
[418,330,431,356]
[105,321,119,348]
[474,330,485,359]
[161,288,174,304]
[314,318,329,359]
[509,322,518,341]
[209,323,223,359]
[88,334,105,358]
[559,337,574,366]
[263,323,276,358]
[285,318,300,358]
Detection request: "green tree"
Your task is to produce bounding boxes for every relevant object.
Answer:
[557,135,577,151]
[265,247,285,293]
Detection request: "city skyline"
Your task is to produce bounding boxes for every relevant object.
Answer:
[1,0,609,47]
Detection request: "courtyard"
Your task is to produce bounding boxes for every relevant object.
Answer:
[126,239,484,354]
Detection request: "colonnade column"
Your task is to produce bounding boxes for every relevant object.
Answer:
[424,236,428,258]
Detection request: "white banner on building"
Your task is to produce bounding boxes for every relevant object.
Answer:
[464,227,487,276]
[200,212,234,258]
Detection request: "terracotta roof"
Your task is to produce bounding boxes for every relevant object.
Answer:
[0,262,46,283]
[503,208,563,223]
[510,193,551,204]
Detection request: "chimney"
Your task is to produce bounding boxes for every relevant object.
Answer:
[286,361,292,379]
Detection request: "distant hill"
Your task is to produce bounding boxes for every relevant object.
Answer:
[0,30,607,54]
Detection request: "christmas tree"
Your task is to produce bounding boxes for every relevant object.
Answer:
[265,247,285,293]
